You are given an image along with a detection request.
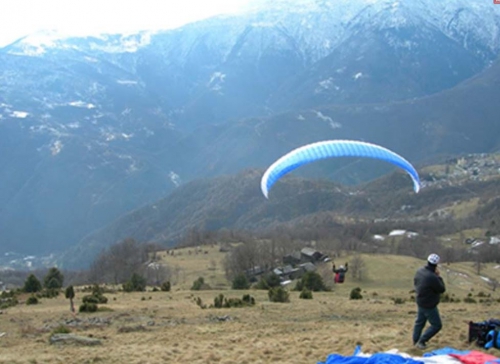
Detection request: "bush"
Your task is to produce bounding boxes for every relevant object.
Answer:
[79,302,98,313]
[123,273,147,292]
[214,293,225,308]
[26,295,39,305]
[268,287,290,303]
[23,274,42,293]
[0,291,18,309]
[195,296,206,309]
[51,325,71,335]
[255,273,281,290]
[161,281,171,292]
[440,293,458,303]
[82,295,99,304]
[232,273,250,290]
[242,294,255,305]
[464,296,477,304]
[295,272,328,292]
[213,293,256,308]
[350,287,363,300]
[392,297,405,305]
[299,289,313,299]
[40,288,60,298]
[80,285,108,305]
[91,286,108,303]
[43,267,64,290]
[191,277,210,291]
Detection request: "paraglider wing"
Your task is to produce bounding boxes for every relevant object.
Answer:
[260,140,420,198]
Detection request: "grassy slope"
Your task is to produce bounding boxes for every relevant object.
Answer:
[160,244,500,298]
[2,247,500,364]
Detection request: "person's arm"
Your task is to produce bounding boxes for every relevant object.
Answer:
[432,271,446,293]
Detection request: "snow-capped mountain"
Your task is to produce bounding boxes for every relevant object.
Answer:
[0,0,500,261]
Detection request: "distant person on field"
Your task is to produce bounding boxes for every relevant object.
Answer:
[332,262,348,283]
[412,253,446,349]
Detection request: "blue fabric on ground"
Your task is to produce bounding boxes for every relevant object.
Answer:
[318,352,424,364]
[423,347,470,357]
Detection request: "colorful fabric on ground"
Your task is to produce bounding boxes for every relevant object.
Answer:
[423,348,471,357]
[449,351,500,364]
[318,347,499,364]
[318,352,424,364]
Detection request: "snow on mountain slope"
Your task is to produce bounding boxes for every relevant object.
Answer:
[0,0,500,259]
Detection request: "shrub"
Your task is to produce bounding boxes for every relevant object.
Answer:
[82,291,107,306]
[464,297,477,304]
[43,267,64,290]
[160,281,171,292]
[82,295,100,304]
[96,294,108,304]
[392,297,405,305]
[214,293,225,308]
[79,302,98,313]
[242,294,255,305]
[255,273,281,290]
[123,273,147,292]
[225,298,244,307]
[0,292,18,309]
[350,287,363,300]
[299,289,313,299]
[268,287,290,303]
[51,325,71,335]
[23,274,42,293]
[40,288,60,298]
[26,295,39,305]
[232,273,250,290]
[295,272,327,292]
[440,293,458,303]
[195,296,206,309]
[213,293,255,308]
[191,277,210,291]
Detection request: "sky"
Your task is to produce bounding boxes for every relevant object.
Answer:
[0,0,252,47]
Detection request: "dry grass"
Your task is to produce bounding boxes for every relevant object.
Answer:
[158,244,231,290]
[1,251,500,364]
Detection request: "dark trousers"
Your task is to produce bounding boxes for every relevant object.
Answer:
[412,305,442,344]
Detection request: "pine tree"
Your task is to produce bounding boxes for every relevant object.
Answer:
[23,274,42,293]
[43,267,64,289]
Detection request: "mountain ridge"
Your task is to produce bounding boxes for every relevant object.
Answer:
[1,0,499,257]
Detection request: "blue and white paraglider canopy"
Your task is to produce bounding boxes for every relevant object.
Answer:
[260,140,421,199]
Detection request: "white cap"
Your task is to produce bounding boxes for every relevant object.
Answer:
[427,253,440,265]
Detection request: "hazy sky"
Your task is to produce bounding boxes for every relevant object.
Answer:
[0,0,252,46]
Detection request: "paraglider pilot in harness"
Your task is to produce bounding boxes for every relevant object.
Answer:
[332,262,348,283]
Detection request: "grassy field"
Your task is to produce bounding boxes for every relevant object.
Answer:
[1,246,500,364]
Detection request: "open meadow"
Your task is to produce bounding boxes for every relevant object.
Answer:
[1,246,500,364]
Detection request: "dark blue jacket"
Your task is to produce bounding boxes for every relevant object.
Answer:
[414,265,446,308]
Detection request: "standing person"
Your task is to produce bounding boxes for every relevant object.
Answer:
[332,262,348,283]
[413,253,446,349]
